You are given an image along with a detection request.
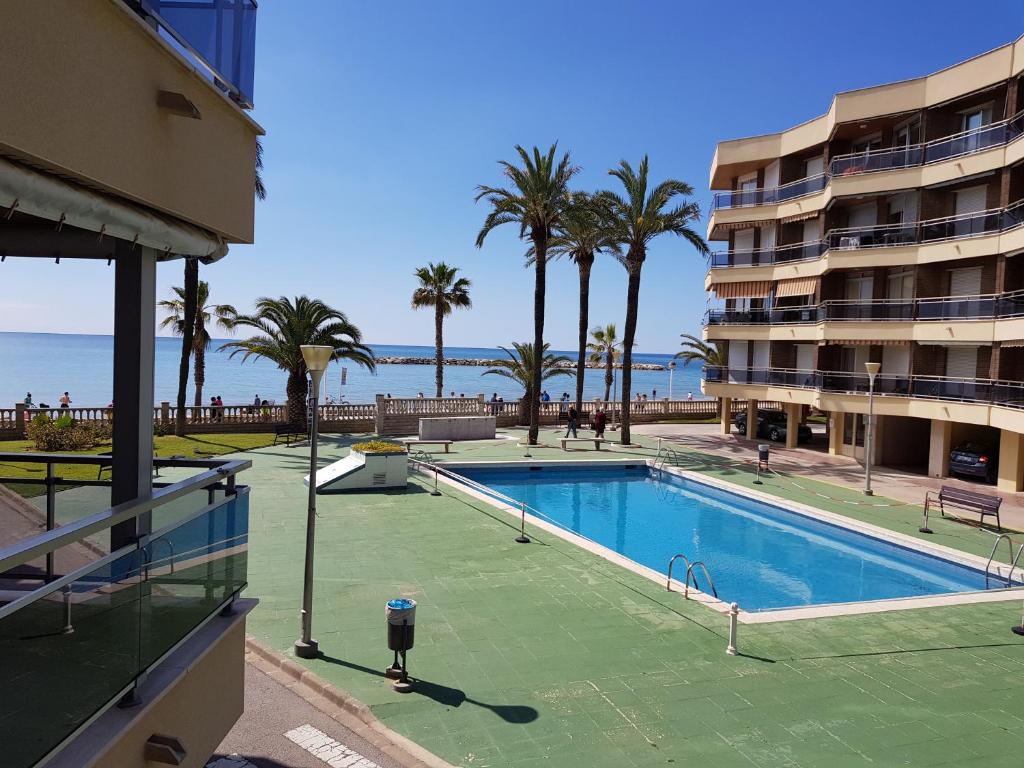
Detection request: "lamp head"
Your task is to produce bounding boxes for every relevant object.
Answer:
[864,361,881,380]
[301,345,334,390]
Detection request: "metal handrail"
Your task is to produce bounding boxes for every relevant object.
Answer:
[684,561,718,599]
[985,533,1020,588]
[666,554,691,591]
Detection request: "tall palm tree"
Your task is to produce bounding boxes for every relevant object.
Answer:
[675,334,725,367]
[160,280,237,407]
[476,144,578,445]
[598,157,709,445]
[220,296,375,429]
[255,137,267,201]
[483,342,574,423]
[173,259,199,436]
[411,263,472,397]
[586,324,623,402]
[543,193,619,413]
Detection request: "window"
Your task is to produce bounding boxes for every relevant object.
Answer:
[887,269,914,300]
[852,135,883,155]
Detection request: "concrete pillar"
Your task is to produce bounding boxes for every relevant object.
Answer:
[784,403,799,449]
[720,397,732,435]
[997,429,1024,493]
[14,402,26,438]
[745,399,758,440]
[928,419,953,479]
[477,393,486,415]
[110,243,157,550]
[828,410,844,455]
[160,400,170,426]
[374,394,386,434]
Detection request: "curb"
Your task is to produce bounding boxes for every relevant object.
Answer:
[244,634,456,768]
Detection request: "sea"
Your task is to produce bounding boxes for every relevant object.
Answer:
[0,332,707,407]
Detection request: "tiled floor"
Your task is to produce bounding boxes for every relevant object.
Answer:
[235,429,1024,767]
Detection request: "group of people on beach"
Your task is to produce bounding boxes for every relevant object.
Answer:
[23,391,72,410]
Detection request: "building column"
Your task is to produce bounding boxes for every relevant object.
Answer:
[110,243,157,550]
[745,399,758,440]
[927,419,952,479]
[784,403,799,449]
[720,397,732,435]
[828,410,844,455]
[997,429,1024,493]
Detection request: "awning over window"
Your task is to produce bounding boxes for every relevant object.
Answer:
[818,339,911,346]
[775,277,818,298]
[780,211,819,224]
[1001,339,1024,347]
[713,280,772,299]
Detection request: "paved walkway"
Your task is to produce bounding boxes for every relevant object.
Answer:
[227,429,1024,767]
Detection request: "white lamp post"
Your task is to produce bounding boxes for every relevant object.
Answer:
[295,344,334,659]
[863,361,881,497]
[668,360,677,401]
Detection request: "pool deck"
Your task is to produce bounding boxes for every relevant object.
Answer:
[236,427,1024,767]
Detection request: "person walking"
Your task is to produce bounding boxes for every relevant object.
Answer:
[564,405,579,439]
[592,407,607,439]
[59,391,71,409]
[686,391,694,401]
[24,392,33,408]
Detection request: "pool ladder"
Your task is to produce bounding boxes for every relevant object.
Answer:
[666,553,718,599]
[654,439,683,476]
[984,533,1024,588]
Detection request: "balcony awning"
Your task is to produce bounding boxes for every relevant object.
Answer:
[775,277,818,297]
[713,219,776,233]
[714,280,772,299]
[0,155,227,260]
[1001,340,1024,347]
[818,339,911,346]
[780,211,819,224]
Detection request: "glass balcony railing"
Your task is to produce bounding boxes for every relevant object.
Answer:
[0,455,250,768]
[708,240,824,268]
[703,367,1024,409]
[711,110,1024,211]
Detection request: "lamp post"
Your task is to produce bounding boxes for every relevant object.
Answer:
[668,360,676,401]
[295,344,334,659]
[863,361,880,497]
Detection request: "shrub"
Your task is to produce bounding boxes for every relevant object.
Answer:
[351,440,406,454]
[25,417,112,452]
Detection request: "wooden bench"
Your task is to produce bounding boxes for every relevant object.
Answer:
[559,437,606,451]
[401,438,453,453]
[273,423,306,446]
[924,485,1003,531]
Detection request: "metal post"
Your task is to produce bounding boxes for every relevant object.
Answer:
[1013,600,1024,637]
[726,602,739,655]
[295,373,322,659]
[864,371,877,496]
[515,501,530,544]
[61,585,74,634]
[430,465,441,496]
[45,462,55,581]
[668,361,676,401]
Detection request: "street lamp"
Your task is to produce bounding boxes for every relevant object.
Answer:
[668,360,677,401]
[863,361,880,497]
[295,344,334,659]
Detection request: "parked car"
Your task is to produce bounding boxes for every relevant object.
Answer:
[733,409,813,444]
[949,442,998,484]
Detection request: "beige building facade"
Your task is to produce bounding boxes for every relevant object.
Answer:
[703,35,1024,492]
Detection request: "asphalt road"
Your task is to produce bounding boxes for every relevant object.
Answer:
[207,662,404,768]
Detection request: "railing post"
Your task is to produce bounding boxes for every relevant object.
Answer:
[14,402,26,438]
[726,602,739,656]
[45,462,56,581]
[477,394,486,415]
[375,394,386,435]
[160,401,170,427]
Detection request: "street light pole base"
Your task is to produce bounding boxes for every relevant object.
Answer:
[863,489,874,496]
[393,679,414,693]
[515,535,530,544]
[294,638,319,658]
[919,527,933,534]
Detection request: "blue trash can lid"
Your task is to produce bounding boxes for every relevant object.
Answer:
[386,597,417,625]
[387,598,415,610]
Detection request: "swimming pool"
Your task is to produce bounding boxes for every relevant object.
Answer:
[455,464,1008,611]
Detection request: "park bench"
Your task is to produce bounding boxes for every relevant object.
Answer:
[559,437,607,451]
[273,423,306,446]
[401,438,453,453]
[923,485,1003,531]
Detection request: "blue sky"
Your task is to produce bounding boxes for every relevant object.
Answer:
[1,1,1022,352]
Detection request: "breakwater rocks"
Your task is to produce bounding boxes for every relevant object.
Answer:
[375,356,665,371]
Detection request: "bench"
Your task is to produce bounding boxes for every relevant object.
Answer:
[559,437,607,451]
[401,438,453,453]
[273,423,306,446]
[922,485,1003,532]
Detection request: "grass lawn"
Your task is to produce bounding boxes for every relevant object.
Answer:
[0,432,279,495]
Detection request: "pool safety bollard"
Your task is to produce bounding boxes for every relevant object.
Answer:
[515,501,530,544]
[385,598,416,692]
[1014,600,1024,637]
[430,465,441,497]
[61,585,74,635]
[726,602,739,656]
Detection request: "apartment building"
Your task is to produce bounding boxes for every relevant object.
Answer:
[0,2,260,767]
[702,35,1024,492]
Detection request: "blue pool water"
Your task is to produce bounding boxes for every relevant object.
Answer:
[457,465,998,611]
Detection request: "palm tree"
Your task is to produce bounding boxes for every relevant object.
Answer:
[586,324,623,402]
[483,342,574,424]
[675,334,725,368]
[543,193,619,413]
[476,144,578,445]
[598,157,709,444]
[173,259,199,436]
[411,263,472,397]
[220,296,375,429]
[160,280,236,407]
[255,137,267,201]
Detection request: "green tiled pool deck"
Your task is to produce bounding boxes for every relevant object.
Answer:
[238,429,1024,767]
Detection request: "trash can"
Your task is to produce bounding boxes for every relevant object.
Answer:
[758,444,770,465]
[386,598,416,652]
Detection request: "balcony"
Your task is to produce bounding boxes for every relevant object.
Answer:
[711,111,1024,212]
[704,366,1024,410]
[708,201,1024,269]
[706,290,1024,326]
[0,455,250,768]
